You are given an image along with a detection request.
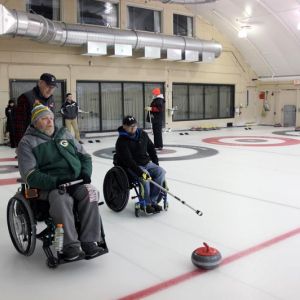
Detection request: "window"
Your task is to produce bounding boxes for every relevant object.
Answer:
[26,0,60,21]
[77,81,164,132]
[78,0,119,27]
[173,14,193,37]
[173,83,234,121]
[128,6,161,33]
[10,79,66,127]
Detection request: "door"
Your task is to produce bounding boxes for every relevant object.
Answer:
[283,105,296,127]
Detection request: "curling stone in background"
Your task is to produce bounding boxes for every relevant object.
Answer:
[191,242,222,270]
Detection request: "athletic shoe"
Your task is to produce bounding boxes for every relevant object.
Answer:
[63,245,84,261]
[81,242,103,258]
[152,203,162,212]
[141,205,155,214]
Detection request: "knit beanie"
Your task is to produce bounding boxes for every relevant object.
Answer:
[31,103,54,124]
[152,88,161,96]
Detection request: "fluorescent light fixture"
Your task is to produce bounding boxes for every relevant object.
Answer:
[238,27,248,38]
[297,22,300,30]
[258,75,300,81]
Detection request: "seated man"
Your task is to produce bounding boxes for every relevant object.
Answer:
[114,115,166,214]
[17,103,103,261]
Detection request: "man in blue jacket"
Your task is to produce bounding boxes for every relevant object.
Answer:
[114,116,166,214]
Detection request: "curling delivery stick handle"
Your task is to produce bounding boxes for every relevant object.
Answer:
[59,179,83,188]
[148,179,203,216]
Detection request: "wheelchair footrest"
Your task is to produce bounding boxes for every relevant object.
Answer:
[85,246,108,260]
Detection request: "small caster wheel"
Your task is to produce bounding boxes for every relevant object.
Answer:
[135,207,140,217]
[47,257,59,269]
[164,202,169,211]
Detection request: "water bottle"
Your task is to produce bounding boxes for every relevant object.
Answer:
[54,224,64,253]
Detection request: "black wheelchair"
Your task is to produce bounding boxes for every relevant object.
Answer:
[7,181,108,268]
[103,166,168,217]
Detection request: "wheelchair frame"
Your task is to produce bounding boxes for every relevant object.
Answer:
[103,166,168,217]
[7,183,108,268]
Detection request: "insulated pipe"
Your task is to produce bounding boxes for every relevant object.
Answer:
[0,4,222,57]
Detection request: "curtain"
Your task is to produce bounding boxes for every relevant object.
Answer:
[101,82,122,131]
[77,82,99,131]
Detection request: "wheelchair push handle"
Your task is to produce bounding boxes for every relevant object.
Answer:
[147,178,203,216]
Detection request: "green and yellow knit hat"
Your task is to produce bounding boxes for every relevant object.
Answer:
[31,103,54,124]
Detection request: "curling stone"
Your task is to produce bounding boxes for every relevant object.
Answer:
[191,242,222,270]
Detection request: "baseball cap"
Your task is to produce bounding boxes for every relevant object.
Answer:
[40,73,58,87]
[123,116,137,126]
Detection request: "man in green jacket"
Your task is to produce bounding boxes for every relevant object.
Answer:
[18,103,103,261]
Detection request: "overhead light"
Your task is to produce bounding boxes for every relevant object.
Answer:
[238,25,251,38]
[238,27,248,38]
[244,5,252,17]
[297,22,300,30]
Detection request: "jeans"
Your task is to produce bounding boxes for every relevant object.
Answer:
[139,162,166,204]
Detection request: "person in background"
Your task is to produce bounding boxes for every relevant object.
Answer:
[145,88,165,150]
[17,103,104,261]
[61,93,83,144]
[5,99,16,148]
[114,116,166,214]
[15,73,57,147]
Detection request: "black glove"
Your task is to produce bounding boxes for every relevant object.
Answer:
[81,173,91,184]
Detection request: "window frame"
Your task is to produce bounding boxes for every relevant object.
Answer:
[172,83,235,121]
[76,81,164,133]
[26,0,61,21]
[127,5,162,33]
[77,0,119,28]
[173,13,194,37]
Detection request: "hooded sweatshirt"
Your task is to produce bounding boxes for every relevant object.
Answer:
[114,126,158,177]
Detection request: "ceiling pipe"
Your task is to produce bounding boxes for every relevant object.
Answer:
[0,4,222,61]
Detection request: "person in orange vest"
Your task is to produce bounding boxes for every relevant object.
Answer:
[145,88,165,150]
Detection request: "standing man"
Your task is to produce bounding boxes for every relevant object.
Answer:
[145,88,165,150]
[61,93,83,144]
[114,116,166,214]
[15,73,57,146]
[5,99,16,148]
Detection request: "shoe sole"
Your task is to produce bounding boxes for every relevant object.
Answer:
[85,248,108,260]
[63,251,85,262]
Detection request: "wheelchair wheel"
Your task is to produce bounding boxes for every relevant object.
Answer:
[103,166,130,212]
[7,195,36,256]
[157,180,167,204]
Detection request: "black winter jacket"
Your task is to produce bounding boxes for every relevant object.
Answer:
[149,96,165,125]
[61,100,79,120]
[5,105,16,132]
[114,127,158,177]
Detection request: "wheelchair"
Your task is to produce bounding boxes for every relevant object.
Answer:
[7,181,108,268]
[103,166,168,217]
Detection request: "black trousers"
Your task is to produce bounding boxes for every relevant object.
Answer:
[9,130,16,148]
[152,123,163,148]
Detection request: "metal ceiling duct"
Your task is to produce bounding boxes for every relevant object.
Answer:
[0,4,222,62]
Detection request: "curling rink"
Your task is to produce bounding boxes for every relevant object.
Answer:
[1,125,300,300]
